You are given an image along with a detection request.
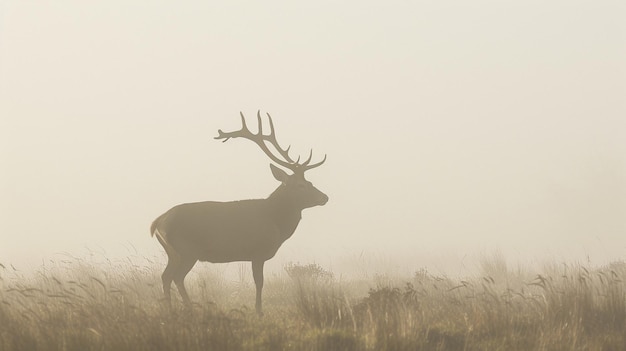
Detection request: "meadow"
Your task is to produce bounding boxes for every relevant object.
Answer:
[1,254,625,351]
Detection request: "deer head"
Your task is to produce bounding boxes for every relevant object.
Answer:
[215,111,328,209]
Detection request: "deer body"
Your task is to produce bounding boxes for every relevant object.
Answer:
[151,112,327,315]
[153,187,322,263]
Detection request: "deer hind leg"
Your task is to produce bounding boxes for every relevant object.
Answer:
[156,231,177,308]
[161,259,176,307]
[252,260,265,316]
[173,257,197,307]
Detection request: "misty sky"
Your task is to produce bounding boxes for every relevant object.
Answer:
[1,1,625,274]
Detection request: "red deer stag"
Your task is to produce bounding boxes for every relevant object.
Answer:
[151,111,328,315]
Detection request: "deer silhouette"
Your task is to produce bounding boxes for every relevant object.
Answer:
[151,111,328,315]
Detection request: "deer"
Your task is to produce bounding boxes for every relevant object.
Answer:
[150,111,328,315]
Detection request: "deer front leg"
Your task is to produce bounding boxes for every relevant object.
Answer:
[252,260,265,316]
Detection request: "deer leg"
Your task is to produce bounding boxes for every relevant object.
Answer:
[173,257,197,308]
[161,259,176,308]
[252,260,265,316]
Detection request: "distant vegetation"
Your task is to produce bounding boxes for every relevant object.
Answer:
[1,255,625,350]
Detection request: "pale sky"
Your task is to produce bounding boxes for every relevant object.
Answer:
[1,1,625,274]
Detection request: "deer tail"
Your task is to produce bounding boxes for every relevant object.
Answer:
[150,213,166,237]
[151,213,178,260]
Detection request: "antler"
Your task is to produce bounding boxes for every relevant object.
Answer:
[215,111,326,174]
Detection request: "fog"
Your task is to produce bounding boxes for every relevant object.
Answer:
[1,1,625,276]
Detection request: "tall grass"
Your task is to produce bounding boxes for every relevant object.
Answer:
[1,256,625,350]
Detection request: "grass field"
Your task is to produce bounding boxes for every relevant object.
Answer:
[1,255,625,351]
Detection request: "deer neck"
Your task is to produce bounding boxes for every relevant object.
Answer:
[267,187,302,240]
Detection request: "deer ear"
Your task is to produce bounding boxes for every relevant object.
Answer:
[270,164,290,183]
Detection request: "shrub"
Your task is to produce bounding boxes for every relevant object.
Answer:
[284,262,334,283]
